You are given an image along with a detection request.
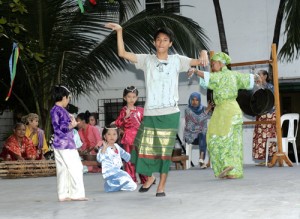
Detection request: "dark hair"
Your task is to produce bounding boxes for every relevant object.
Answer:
[77,110,91,124]
[122,86,139,106]
[259,70,270,83]
[14,122,25,130]
[89,113,98,123]
[102,124,119,142]
[123,86,139,97]
[153,27,174,43]
[52,85,70,102]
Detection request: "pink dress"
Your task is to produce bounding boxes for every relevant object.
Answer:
[115,106,147,183]
[78,124,103,172]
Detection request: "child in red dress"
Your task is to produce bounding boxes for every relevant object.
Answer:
[112,86,147,184]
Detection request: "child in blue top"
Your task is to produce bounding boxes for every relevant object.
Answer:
[97,125,137,192]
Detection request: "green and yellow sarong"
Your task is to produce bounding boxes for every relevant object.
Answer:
[131,112,180,176]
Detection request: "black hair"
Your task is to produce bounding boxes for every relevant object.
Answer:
[153,26,174,43]
[123,86,139,97]
[102,124,119,142]
[89,113,98,123]
[77,110,91,124]
[14,122,25,130]
[122,86,139,106]
[259,70,270,83]
[52,85,70,102]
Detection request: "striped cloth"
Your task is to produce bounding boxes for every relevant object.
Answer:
[131,112,180,175]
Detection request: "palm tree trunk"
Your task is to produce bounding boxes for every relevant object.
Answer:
[210,0,230,105]
[213,0,229,55]
[269,0,286,78]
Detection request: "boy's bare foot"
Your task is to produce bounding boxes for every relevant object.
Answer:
[59,197,72,202]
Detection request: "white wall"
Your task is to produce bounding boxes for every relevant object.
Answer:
[74,0,299,164]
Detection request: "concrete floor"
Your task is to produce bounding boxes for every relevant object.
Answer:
[1,164,300,219]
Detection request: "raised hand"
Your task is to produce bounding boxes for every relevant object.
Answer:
[205,101,215,114]
[199,50,209,67]
[105,23,122,31]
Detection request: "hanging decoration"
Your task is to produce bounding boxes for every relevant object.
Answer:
[89,0,97,6]
[77,0,84,13]
[5,42,19,101]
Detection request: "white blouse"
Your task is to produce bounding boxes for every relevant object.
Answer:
[135,54,191,116]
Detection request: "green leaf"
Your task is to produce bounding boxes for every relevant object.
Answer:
[18,42,24,50]
[14,26,20,33]
[33,53,45,62]
[0,17,7,24]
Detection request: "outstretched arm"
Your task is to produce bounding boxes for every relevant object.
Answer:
[187,68,205,79]
[105,23,137,63]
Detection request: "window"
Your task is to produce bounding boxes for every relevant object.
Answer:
[145,0,180,13]
[97,97,146,127]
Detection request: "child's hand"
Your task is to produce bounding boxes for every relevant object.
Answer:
[105,23,122,31]
[101,141,108,154]
[187,68,196,79]
[70,116,78,128]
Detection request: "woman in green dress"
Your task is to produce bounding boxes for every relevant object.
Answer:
[189,52,261,179]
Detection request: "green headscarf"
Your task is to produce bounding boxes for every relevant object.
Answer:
[211,52,231,65]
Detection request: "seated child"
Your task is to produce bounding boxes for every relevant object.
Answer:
[96,125,137,192]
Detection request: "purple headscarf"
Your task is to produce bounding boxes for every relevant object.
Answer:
[188,92,204,115]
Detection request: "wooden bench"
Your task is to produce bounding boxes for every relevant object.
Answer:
[171,155,189,170]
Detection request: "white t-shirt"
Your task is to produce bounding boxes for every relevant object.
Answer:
[134,54,191,116]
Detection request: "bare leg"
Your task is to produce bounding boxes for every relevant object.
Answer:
[157,173,167,193]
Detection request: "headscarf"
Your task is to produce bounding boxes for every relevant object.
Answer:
[188,92,204,115]
[211,52,231,65]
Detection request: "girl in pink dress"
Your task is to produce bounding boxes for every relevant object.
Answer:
[77,110,103,172]
[112,86,147,184]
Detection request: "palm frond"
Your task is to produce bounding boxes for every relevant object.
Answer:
[70,8,210,95]
[278,0,300,62]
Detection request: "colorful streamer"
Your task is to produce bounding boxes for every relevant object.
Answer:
[5,43,19,101]
[77,0,84,13]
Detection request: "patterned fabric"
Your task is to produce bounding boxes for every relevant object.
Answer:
[50,105,76,150]
[209,115,244,178]
[202,66,253,178]
[211,52,231,65]
[115,106,144,146]
[97,144,136,192]
[25,126,49,158]
[184,107,209,144]
[115,106,147,183]
[0,135,37,160]
[252,112,277,160]
[205,67,252,136]
[131,112,180,176]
